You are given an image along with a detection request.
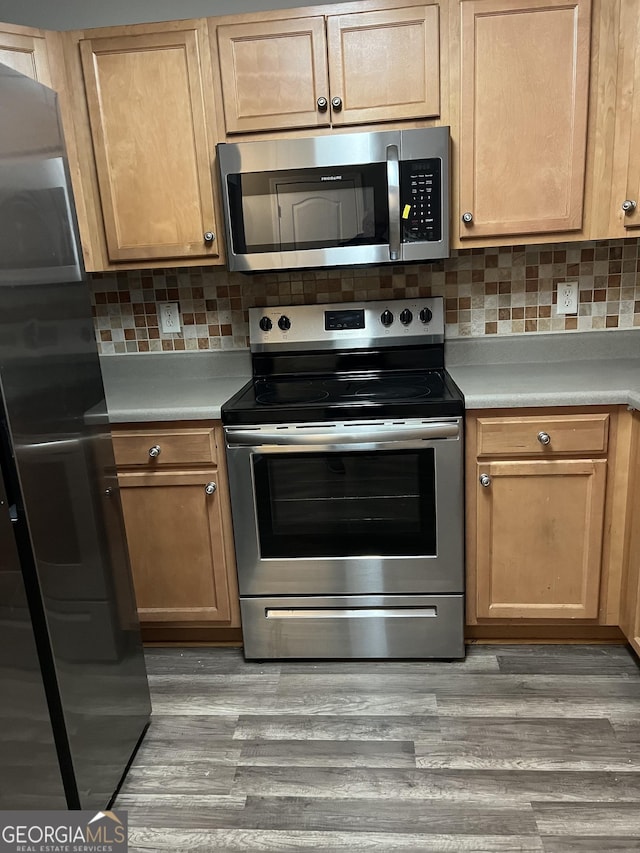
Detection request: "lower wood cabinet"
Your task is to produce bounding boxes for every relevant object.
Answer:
[112,422,240,636]
[466,408,630,634]
[621,411,640,655]
[474,457,606,619]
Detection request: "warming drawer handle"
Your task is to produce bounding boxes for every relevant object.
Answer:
[226,422,460,446]
[266,607,438,619]
[386,144,401,261]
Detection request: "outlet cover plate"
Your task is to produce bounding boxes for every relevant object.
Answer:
[557,281,578,315]
[159,302,181,333]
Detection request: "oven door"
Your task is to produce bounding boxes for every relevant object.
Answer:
[225,418,463,596]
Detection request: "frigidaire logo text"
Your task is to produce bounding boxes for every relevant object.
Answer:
[320,175,343,181]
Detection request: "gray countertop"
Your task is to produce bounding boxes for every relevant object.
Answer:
[447,358,640,409]
[445,330,640,409]
[99,330,640,422]
[100,350,251,422]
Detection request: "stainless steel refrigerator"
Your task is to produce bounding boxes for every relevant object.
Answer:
[0,63,151,809]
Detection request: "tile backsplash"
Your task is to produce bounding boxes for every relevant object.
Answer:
[90,238,640,355]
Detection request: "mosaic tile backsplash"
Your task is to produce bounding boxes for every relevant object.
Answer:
[90,238,640,354]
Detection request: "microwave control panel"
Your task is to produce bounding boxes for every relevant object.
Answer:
[400,158,442,243]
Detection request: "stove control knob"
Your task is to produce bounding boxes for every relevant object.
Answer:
[400,308,413,326]
[259,316,272,332]
[278,315,291,331]
[419,307,433,324]
[380,309,394,327]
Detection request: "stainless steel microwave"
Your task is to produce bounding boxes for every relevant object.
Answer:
[216,127,450,273]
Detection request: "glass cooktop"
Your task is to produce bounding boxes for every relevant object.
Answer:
[222,369,464,425]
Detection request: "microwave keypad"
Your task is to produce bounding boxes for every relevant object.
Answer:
[400,159,442,243]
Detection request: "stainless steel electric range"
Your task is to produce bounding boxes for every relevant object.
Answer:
[221,297,465,660]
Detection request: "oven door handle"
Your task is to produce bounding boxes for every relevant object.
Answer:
[226,421,460,446]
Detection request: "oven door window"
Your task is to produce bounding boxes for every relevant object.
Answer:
[253,449,436,558]
[227,164,388,254]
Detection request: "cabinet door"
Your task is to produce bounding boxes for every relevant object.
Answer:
[475,458,606,619]
[459,0,591,240]
[621,413,640,654]
[326,5,440,126]
[118,469,232,623]
[80,27,220,263]
[0,26,52,86]
[611,0,640,232]
[216,17,330,133]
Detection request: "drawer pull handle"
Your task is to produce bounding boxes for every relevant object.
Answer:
[148,445,161,458]
[479,473,491,488]
[537,431,551,446]
[205,482,217,496]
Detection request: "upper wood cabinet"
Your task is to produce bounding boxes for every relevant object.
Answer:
[0,23,53,86]
[458,0,591,242]
[609,0,640,234]
[78,22,222,264]
[215,3,441,134]
[216,17,330,133]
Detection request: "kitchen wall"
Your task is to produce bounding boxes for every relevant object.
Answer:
[0,0,351,30]
[92,237,640,355]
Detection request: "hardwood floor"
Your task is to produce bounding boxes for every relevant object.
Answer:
[116,644,640,852]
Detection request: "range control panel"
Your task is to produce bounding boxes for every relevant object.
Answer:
[249,297,445,352]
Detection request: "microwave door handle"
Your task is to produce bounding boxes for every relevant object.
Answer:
[386,144,400,261]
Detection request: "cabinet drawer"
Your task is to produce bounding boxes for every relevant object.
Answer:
[476,414,609,457]
[112,427,217,467]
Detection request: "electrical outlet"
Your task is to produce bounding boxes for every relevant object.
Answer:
[557,281,578,315]
[159,302,181,334]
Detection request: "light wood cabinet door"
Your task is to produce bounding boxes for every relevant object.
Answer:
[80,26,220,263]
[475,458,606,620]
[117,469,232,623]
[216,17,330,133]
[621,413,640,654]
[0,24,52,86]
[326,5,440,126]
[216,4,441,134]
[610,0,640,234]
[459,0,591,240]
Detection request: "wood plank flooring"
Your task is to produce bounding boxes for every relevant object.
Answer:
[115,644,640,852]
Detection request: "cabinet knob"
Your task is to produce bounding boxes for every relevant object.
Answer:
[479,473,491,488]
[622,200,637,214]
[204,231,215,243]
[148,445,161,458]
[205,482,217,496]
[537,431,551,446]
[317,97,328,111]
[462,212,474,224]
[331,96,343,111]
